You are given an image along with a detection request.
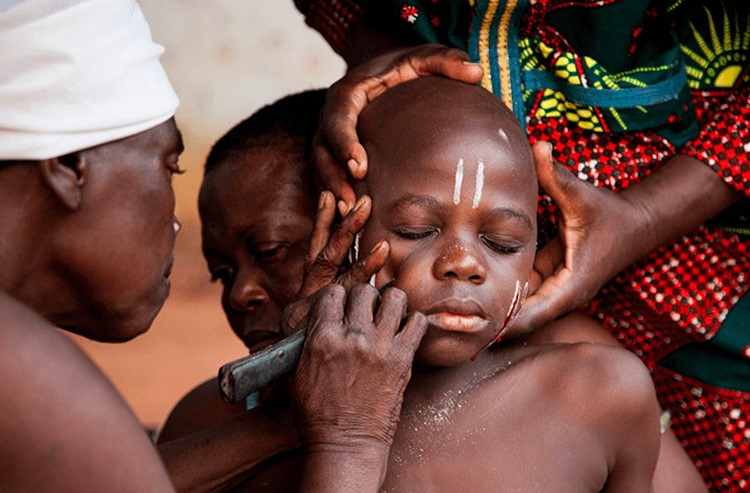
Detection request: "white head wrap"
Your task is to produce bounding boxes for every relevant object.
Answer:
[0,0,179,159]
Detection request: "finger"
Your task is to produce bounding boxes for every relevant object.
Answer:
[304,191,336,271]
[311,132,357,211]
[280,297,312,337]
[393,46,483,83]
[532,236,564,281]
[511,269,586,335]
[336,239,389,289]
[320,77,372,181]
[394,311,428,355]
[374,286,408,337]
[306,284,347,339]
[533,140,586,212]
[298,195,372,298]
[345,283,379,332]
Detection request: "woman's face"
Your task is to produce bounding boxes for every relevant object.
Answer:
[52,119,182,341]
[199,143,316,352]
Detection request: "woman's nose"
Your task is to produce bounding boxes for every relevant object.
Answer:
[228,269,271,312]
[432,242,486,284]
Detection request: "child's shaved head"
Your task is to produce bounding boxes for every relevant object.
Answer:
[358,75,535,202]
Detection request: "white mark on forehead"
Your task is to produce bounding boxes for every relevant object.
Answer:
[498,127,509,144]
[453,159,464,205]
[471,160,485,209]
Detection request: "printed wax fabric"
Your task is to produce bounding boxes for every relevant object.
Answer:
[297,0,750,489]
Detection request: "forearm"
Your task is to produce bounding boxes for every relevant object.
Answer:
[341,20,408,69]
[622,153,741,264]
[158,410,298,493]
[299,442,391,493]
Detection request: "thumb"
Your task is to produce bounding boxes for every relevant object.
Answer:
[532,141,584,210]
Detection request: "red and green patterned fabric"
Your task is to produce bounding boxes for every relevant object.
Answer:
[297,1,750,489]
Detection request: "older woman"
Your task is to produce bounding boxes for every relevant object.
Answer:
[0,1,424,491]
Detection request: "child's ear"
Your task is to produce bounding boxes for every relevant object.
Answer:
[38,152,87,211]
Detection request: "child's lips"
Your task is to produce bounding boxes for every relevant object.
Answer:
[424,299,489,333]
[426,312,489,333]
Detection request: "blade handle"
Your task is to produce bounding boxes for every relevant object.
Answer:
[218,330,306,403]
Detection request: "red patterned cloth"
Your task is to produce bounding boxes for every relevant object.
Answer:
[527,90,750,489]
[652,365,750,492]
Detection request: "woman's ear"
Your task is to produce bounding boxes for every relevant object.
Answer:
[38,152,87,210]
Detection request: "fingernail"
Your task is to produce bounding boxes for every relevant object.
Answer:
[462,60,480,66]
[377,278,396,296]
[318,191,328,210]
[352,195,367,213]
[370,239,384,253]
[337,200,350,216]
[347,158,359,173]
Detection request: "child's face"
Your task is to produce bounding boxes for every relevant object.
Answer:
[359,85,537,366]
[199,142,316,352]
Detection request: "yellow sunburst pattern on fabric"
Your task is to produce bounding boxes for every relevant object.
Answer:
[520,39,676,132]
[680,4,750,89]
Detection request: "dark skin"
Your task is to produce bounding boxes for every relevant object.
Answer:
[307,28,721,491]
[0,119,426,493]
[234,76,661,492]
[200,139,317,350]
[161,136,387,443]
[310,26,741,333]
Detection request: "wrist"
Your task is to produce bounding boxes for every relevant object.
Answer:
[620,153,740,256]
[301,440,392,493]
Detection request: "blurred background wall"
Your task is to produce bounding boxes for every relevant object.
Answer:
[67,0,346,429]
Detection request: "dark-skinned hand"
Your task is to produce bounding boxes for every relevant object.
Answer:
[280,190,389,336]
[290,283,427,454]
[510,141,659,335]
[313,44,483,214]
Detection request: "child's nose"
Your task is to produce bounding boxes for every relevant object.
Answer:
[432,242,486,284]
[228,268,271,312]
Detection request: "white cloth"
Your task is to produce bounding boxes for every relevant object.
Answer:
[0,0,179,159]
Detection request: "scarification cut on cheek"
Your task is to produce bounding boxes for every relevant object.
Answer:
[453,159,464,205]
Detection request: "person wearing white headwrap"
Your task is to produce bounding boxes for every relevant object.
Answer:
[0,0,179,159]
[0,1,419,491]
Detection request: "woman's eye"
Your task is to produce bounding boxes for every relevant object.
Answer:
[210,266,235,285]
[167,161,186,176]
[254,245,287,263]
[481,235,521,255]
[394,228,437,240]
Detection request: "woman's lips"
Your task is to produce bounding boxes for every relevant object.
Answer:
[245,331,282,353]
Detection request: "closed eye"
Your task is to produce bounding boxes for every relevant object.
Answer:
[254,244,288,264]
[210,265,235,285]
[394,228,438,240]
[480,235,521,255]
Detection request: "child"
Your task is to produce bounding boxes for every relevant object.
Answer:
[235,76,663,491]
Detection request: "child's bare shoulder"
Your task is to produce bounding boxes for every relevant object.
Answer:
[489,340,658,426]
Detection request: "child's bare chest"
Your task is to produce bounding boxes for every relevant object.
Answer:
[380,352,608,492]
